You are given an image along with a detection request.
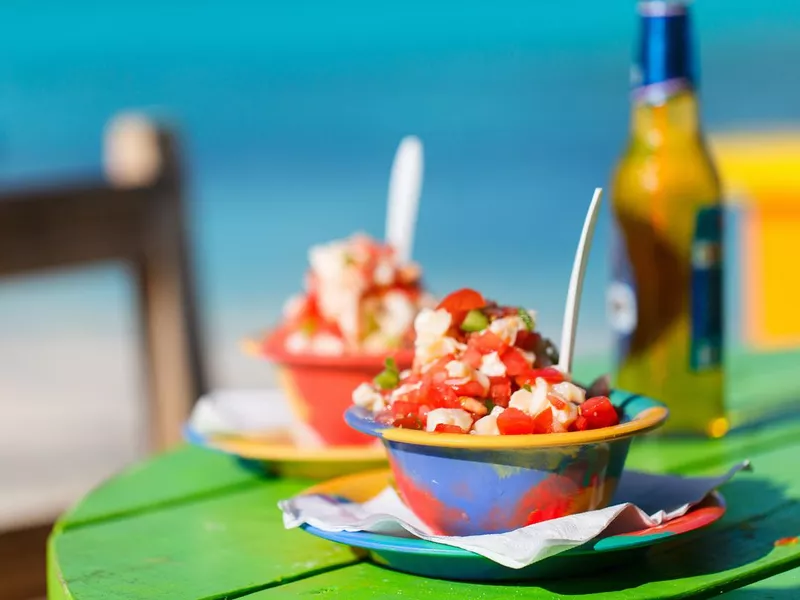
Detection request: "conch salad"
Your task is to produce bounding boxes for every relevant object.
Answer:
[280,233,435,355]
[351,288,620,435]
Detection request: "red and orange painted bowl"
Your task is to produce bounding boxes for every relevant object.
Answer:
[344,390,669,536]
[252,327,413,447]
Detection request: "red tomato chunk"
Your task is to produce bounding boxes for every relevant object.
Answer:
[436,288,487,315]
[497,407,536,435]
[578,396,619,429]
[434,424,467,434]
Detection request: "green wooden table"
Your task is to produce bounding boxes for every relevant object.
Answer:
[47,414,800,600]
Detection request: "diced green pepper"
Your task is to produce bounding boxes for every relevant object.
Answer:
[461,309,489,332]
[374,357,400,390]
[374,371,399,390]
[518,308,535,331]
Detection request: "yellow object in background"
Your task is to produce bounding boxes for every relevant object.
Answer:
[710,130,800,351]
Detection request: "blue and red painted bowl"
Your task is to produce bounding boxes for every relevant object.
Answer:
[344,390,668,536]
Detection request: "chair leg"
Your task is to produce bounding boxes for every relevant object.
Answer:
[0,523,51,600]
[132,237,204,450]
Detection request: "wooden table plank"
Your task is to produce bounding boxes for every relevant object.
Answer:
[50,481,359,600]
[687,443,798,527]
[252,533,800,600]
[59,445,264,530]
[49,416,800,599]
[626,417,800,475]
[235,436,800,600]
[722,567,799,598]
[49,440,800,600]
[250,499,800,600]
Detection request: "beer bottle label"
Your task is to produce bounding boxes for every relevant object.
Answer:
[690,205,724,371]
[607,219,637,363]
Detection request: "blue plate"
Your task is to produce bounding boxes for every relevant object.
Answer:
[296,469,725,581]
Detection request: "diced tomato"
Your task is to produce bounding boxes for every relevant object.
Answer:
[514,330,541,352]
[497,407,535,435]
[393,414,424,430]
[424,354,456,376]
[500,347,531,377]
[573,415,589,431]
[532,408,555,434]
[417,379,432,405]
[426,383,461,409]
[422,355,456,385]
[403,371,423,385]
[515,367,566,387]
[434,423,466,434]
[579,396,619,430]
[462,346,483,369]
[429,370,449,384]
[391,400,417,418]
[488,377,511,407]
[449,379,486,398]
[417,404,432,419]
[514,372,534,387]
[288,294,320,322]
[436,288,487,318]
[548,394,567,410]
[469,330,506,354]
[392,385,420,404]
[401,328,417,349]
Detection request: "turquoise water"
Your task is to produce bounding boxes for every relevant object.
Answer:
[0,1,797,377]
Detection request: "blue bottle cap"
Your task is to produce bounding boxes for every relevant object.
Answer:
[633,1,695,97]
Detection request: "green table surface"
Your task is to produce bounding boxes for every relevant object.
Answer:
[48,414,800,599]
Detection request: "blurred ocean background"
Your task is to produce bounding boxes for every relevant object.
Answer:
[0,0,798,524]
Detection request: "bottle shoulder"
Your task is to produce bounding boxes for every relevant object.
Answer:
[612,137,721,204]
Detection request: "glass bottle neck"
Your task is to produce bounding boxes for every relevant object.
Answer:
[630,2,700,147]
[629,89,702,147]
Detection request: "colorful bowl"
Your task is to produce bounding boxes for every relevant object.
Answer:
[255,328,413,447]
[344,390,668,535]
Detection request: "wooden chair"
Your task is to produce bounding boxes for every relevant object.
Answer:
[0,114,208,599]
[0,113,208,451]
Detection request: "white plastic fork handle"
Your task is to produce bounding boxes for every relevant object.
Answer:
[385,135,424,264]
[558,187,604,375]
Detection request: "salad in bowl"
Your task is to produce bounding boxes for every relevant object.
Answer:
[344,288,668,535]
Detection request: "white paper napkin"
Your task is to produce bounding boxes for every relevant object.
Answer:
[189,388,342,448]
[279,461,749,569]
[190,389,292,436]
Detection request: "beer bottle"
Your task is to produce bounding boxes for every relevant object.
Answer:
[608,0,726,436]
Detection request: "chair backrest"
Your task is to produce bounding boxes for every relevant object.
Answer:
[0,113,208,449]
[1,114,176,271]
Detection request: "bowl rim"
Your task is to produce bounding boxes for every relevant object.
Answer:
[242,328,414,370]
[344,389,668,449]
